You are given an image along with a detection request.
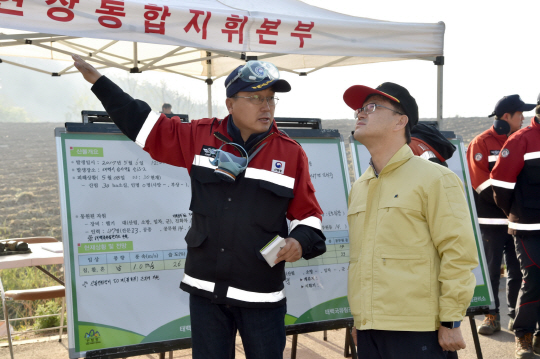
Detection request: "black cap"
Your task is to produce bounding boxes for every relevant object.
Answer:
[225,65,291,98]
[343,82,419,127]
[488,94,535,118]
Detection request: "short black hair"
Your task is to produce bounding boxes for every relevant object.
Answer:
[162,103,172,109]
[495,111,517,121]
[536,105,540,116]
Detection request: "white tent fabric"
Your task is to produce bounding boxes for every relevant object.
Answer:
[0,0,445,117]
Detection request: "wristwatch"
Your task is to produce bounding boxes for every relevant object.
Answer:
[440,321,461,329]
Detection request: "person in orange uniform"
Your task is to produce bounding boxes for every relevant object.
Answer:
[466,95,535,336]
[409,123,455,167]
[491,95,540,359]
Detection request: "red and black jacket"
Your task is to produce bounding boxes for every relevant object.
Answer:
[91,76,326,308]
[491,117,540,236]
[466,126,509,225]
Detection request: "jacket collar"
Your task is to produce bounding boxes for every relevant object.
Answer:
[488,125,510,144]
[531,116,540,129]
[216,115,277,153]
[362,144,413,181]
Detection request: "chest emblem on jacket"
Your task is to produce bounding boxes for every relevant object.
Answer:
[490,150,500,156]
[272,160,285,174]
[201,145,218,158]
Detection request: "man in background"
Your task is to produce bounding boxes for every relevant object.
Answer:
[409,123,456,167]
[161,103,172,114]
[345,82,478,358]
[467,95,534,335]
[491,94,540,359]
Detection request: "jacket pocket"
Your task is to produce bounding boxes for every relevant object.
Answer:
[525,160,540,185]
[189,166,221,217]
[184,227,207,248]
[347,205,366,261]
[254,181,293,232]
[373,247,431,316]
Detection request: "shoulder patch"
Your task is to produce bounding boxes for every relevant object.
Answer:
[474,153,483,161]
[501,148,510,158]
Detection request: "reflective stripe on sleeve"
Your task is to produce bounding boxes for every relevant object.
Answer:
[478,218,508,225]
[245,168,295,189]
[524,151,540,161]
[182,274,285,303]
[476,179,491,194]
[289,216,323,232]
[182,273,215,292]
[420,151,437,161]
[227,286,285,303]
[488,155,498,163]
[192,155,217,169]
[135,111,160,148]
[491,179,515,189]
[508,222,540,231]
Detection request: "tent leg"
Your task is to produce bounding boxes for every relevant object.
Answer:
[435,56,444,129]
[206,51,213,118]
[207,81,213,118]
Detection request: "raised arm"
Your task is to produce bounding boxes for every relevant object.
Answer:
[72,54,102,84]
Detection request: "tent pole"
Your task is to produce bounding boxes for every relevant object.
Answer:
[206,51,213,118]
[435,56,444,129]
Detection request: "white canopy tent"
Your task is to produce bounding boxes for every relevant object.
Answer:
[0,0,445,119]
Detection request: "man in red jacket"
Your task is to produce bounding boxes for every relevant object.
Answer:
[467,95,535,336]
[491,95,540,359]
[71,54,326,359]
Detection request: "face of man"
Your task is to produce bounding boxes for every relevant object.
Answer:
[226,88,276,141]
[504,111,524,134]
[162,107,172,114]
[353,95,406,144]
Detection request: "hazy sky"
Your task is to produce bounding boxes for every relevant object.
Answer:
[1,0,539,121]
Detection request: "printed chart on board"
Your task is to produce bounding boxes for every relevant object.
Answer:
[56,131,352,358]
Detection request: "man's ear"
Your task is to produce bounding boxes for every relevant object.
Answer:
[225,98,233,114]
[500,113,511,122]
[394,115,409,132]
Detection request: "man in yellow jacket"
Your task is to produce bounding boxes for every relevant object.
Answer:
[344,82,479,358]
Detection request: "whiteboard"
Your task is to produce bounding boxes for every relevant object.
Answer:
[56,128,352,358]
[349,136,494,312]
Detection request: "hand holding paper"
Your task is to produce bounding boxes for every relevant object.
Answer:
[275,237,302,264]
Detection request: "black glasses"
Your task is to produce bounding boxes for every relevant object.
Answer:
[233,95,279,106]
[354,103,403,119]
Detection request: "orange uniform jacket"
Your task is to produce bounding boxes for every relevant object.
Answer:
[466,126,509,225]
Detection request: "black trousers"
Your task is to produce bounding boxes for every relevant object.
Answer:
[513,235,540,337]
[356,329,458,359]
[480,224,522,317]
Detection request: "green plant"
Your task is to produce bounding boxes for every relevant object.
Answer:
[0,265,64,331]
[33,300,66,330]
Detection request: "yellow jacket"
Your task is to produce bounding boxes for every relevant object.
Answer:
[347,144,478,332]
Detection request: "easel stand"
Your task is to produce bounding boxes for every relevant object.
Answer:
[287,319,357,359]
[466,306,490,359]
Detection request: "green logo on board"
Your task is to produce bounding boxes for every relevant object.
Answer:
[70,147,103,157]
[84,329,102,345]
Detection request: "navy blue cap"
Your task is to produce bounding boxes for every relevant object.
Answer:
[225,65,291,98]
[488,95,536,118]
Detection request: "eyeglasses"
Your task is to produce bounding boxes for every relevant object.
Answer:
[233,95,279,106]
[226,61,280,89]
[354,103,404,119]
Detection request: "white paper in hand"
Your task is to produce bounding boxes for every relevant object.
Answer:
[260,235,286,268]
